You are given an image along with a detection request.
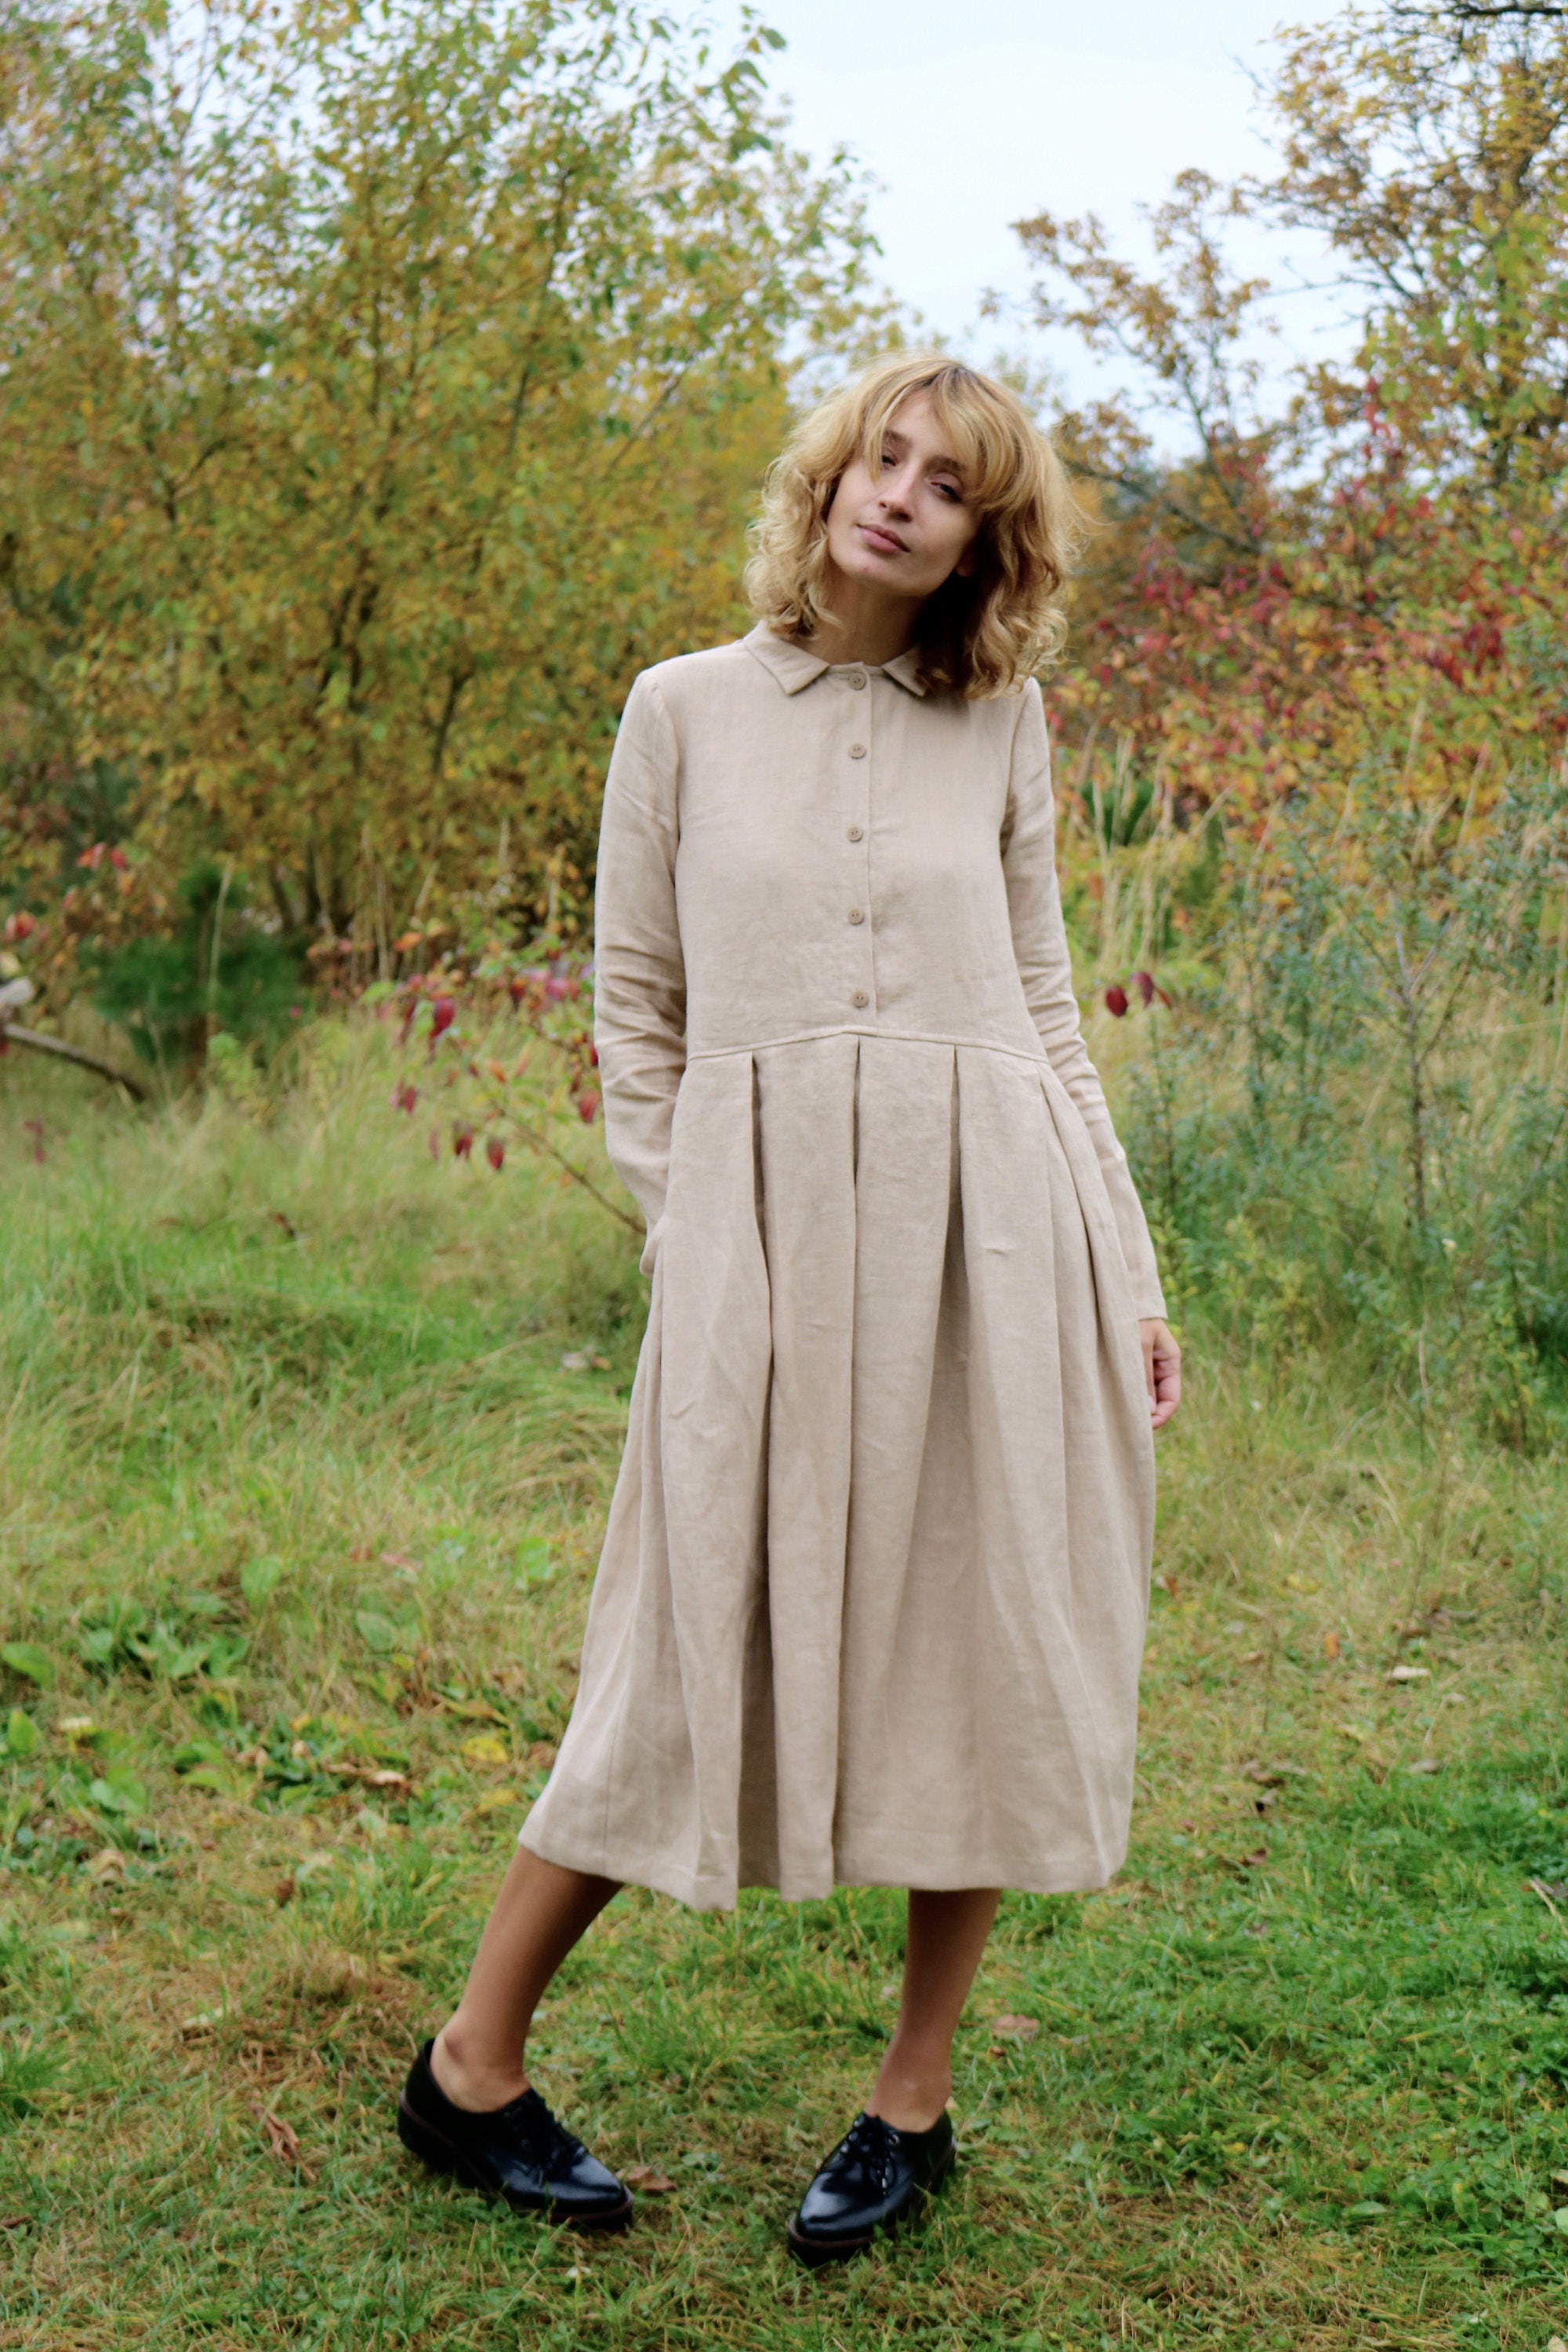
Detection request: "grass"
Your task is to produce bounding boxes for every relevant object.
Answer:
[3,1022,1568,2349]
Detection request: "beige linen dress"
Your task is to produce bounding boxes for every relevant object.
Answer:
[519,623,1165,1911]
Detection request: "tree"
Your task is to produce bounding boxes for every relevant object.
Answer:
[0,0,884,951]
[1008,2,1568,832]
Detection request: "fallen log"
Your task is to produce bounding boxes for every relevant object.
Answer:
[0,1019,149,1102]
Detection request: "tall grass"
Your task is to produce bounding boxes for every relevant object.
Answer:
[1063,752,1568,1450]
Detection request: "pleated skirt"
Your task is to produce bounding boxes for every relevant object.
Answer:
[520,1032,1156,1911]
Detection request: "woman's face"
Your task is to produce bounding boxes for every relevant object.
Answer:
[822,392,980,605]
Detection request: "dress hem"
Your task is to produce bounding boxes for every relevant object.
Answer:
[517,1817,1127,1915]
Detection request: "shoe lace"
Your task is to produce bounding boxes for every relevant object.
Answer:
[538,2103,588,2168]
[838,2111,899,2193]
[505,2087,586,2170]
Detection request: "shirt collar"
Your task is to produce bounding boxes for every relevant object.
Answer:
[742,622,928,699]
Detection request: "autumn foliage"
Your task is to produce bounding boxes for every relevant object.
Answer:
[0,0,883,956]
[1019,7,1568,826]
[5,0,1568,1432]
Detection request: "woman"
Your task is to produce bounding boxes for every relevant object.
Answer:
[395,353,1182,2267]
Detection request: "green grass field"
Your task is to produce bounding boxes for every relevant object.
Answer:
[4,1025,1568,2350]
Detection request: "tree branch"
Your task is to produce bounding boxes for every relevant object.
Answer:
[0,1020,148,1101]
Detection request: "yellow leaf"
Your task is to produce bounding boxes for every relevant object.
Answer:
[461,1732,510,1768]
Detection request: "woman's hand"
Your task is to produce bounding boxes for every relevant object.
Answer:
[1138,1319,1182,1432]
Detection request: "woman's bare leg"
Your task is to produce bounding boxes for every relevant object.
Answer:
[429,1844,622,2112]
[866,1886,1002,2132]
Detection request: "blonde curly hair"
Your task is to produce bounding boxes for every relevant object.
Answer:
[743,352,1083,699]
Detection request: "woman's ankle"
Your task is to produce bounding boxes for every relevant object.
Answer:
[430,2018,530,2114]
[865,2039,953,2133]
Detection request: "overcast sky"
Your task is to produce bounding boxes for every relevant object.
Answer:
[710,0,1355,416]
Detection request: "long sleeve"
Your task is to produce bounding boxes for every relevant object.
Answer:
[593,672,686,1269]
[1001,681,1167,1322]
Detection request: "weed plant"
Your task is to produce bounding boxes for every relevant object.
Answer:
[1069,757,1568,1450]
[2,1035,1568,2348]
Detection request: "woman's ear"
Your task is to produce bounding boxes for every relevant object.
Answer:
[952,527,983,582]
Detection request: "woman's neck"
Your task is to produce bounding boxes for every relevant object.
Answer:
[806,564,924,670]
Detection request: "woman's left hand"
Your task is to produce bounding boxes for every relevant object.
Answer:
[1138,1319,1182,1432]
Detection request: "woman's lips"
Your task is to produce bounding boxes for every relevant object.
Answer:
[858,522,907,554]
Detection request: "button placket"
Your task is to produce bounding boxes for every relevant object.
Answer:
[842,670,874,1014]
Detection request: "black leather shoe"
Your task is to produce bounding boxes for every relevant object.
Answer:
[396,2040,633,2231]
[787,2107,956,2267]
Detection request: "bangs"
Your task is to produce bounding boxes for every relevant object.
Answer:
[744,349,1085,699]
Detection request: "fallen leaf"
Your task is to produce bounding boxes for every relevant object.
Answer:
[83,1848,125,1881]
[1548,2336,1568,2352]
[1323,1630,1341,1660]
[1240,1848,1269,1867]
[990,2014,1040,2040]
[323,1761,412,1791]
[1386,1664,1429,1682]
[461,1733,510,1768]
[441,1697,508,1724]
[252,2103,315,2180]
[474,1788,520,1813]
[379,1551,421,1573]
[622,2163,675,2192]
[1406,1757,1443,1774]
[0,2216,29,2230]
[274,1878,296,1905]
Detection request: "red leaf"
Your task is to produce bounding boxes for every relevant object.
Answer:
[453,1123,474,1160]
[543,976,568,1003]
[390,1083,417,1114]
[485,1137,505,1171]
[1105,985,1129,1018]
[1132,970,1156,1007]
[108,847,128,873]
[430,998,456,1038]
[576,1091,599,1123]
